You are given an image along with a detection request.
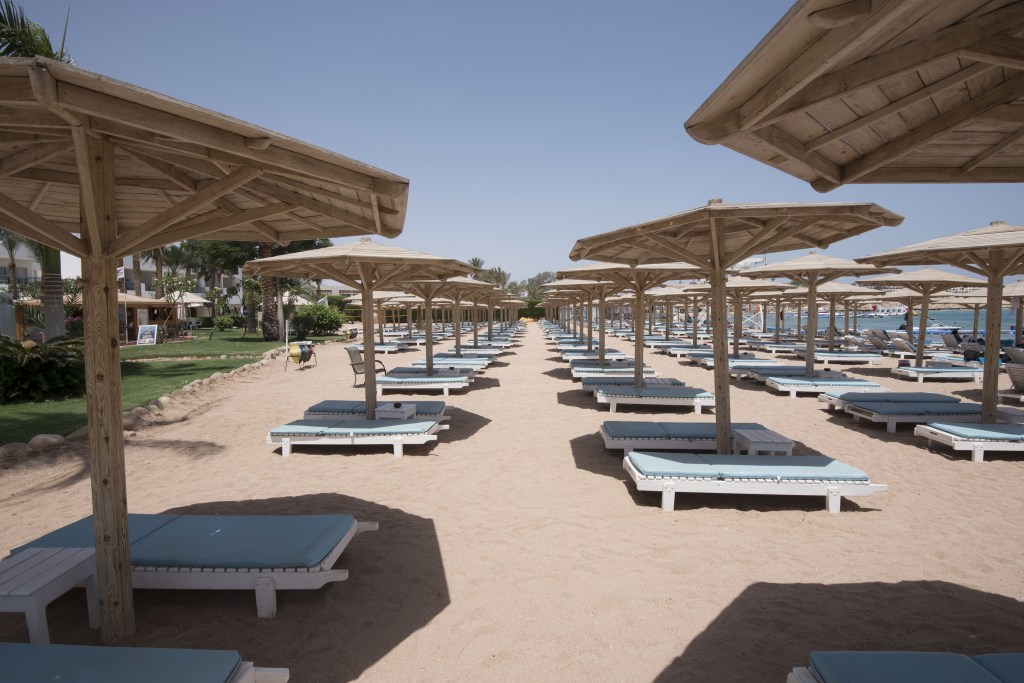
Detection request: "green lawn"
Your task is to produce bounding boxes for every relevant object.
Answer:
[119,329,341,360]
[0,358,255,445]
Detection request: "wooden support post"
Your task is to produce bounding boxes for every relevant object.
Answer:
[775,298,782,343]
[916,288,932,368]
[424,296,435,375]
[710,268,731,452]
[633,284,646,388]
[598,290,607,364]
[361,284,378,417]
[983,268,1004,423]
[804,280,818,377]
[78,135,135,642]
[828,299,837,352]
[454,296,463,357]
[732,294,742,358]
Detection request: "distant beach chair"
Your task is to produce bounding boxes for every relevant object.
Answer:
[840,399,1016,433]
[915,422,1024,463]
[787,650,1024,683]
[13,513,377,618]
[765,377,882,398]
[818,391,952,414]
[303,399,449,422]
[347,347,385,387]
[891,366,982,383]
[600,421,792,455]
[623,452,886,513]
[375,373,472,396]
[579,377,685,394]
[268,418,448,457]
[594,386,715,414]
[999,364,1024,404]
[0,642,289,683]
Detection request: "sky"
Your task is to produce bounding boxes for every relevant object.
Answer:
[34,0,1022,284]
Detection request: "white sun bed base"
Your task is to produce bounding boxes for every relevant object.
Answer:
[596,394,714,414]
[130,521,378,618]
[269,424,448,457]
[765,379,881,398]
[891,367,982,383]
[622,458,886,514]
[914,424,1024,463]
[376,381,470,396]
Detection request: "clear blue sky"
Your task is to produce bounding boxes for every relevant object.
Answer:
[36,0,1021,283]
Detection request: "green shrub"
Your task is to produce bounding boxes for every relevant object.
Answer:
[212,315,235,331]
[0,336,86,404]
[291,304,344,340]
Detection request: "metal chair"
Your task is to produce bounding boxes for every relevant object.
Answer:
[346,346,385,387]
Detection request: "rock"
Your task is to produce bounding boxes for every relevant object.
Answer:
[28,434,65,450]
[121,413,141,430]
[1,443,32,463]
[67,426,90,441]
[130,406,149,418]
[220,354,228,359]
[154,396,173,409]
[210,372,225,381]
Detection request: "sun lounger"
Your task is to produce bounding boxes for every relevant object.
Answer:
[571,365,658,379]
[843,400,989,433]
[765,377,883,398]
[349,342,407,354]
[0,642,289,683]
[594,386,714,413]
[376,374,472,395]
[891,366,983,383]
[579,377,685,394]
[818,391,953,413]
[14,513,376,618]
[268,418,447,457]
[561,350,628,361]
[739,366,847,382]
[385,366,475,377]
[661,345,711,357]
[303,400,448,422]
[999,364,1024,404]
[623,452,886,513]
[795,350,882,365]
[914,422,1024,462]
[601,421,785,454]
[696,356,774,369]
[788,650,1024,683]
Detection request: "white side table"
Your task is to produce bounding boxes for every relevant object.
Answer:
[733,428,795,456]
[375,402,416,420]
[0,547,100,643]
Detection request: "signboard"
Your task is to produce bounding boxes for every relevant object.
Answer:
[137,324,159,345]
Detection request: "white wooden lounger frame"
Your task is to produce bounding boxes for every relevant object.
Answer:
[130,520,378,619]
[234,662,289,682]
[269,423,448,457]
[596,392,715,414]
[844,406,984,433]
[601,428,727,455]
[376,379,470,396]
[914,424,1024,463]
[891,367,982,383]
[765,379,880,398]
[622,458,887,514]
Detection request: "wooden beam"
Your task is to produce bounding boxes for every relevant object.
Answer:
[0,140,73,177]
[804,62,994,152]
[0,192,85,256]
[960,128,1024,173]
[737,0,925,130]
[808,0,871,28]
[753,126,842,182]
[13,167,187,191]
[856,167,1024,183]
[120,146,197,191]
[742,5,1024,134]
[55,83,407,196]
[110,166,263,255]
[248,179,381,234]
[270,175,400,218]
[78,133,136,642]
[960,34,1024,71]
[129,203,290,252]
[816,72,1024,190]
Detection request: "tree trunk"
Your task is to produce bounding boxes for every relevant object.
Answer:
[154,249,165,299]
[38,246,65,340]
[132,253,142,296]
[5,253,17,299]
[244,277,258,333]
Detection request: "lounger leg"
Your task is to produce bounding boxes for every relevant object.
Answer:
[24,603,50,644]
[609,402,617,414]
[887,420,896,433]
[661,485,675,511]
[695,405,702,414]
[83,574,100,630]
[254,577,277,618]
[443,388,449,396]
[393,441,403,458]
[973,446,985,463]
[826,487,841,514]
[281,438,292,457]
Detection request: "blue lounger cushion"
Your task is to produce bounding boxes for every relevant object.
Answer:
[769,378,879,387]
[627,452,869,482]
[924,422,1024,441]
[581,378,684,388]
[271,419,437,437]
[808,651,1005,683]
[597,388,712,399]
[604,421,764,440]
[379,375,467,383]
[824,391,959,403]
[973,654,1024,683]
[849,402,981,415]
[307,400,446,416]
[0,643,245,683]
[899,367,981,373]
[16,514,357,569]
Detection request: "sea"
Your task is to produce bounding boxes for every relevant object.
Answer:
[795,308,1018,339]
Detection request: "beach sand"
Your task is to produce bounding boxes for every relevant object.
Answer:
[2,323,1024,682]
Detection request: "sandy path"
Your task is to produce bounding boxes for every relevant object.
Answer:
[2,323,1024,682]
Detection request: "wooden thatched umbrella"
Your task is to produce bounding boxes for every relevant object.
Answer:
[783,281,880,350]
[856,268,987,365]
[745,254,898,375]
[544,277,622,359]
[570,201,903,450]
[686,1,1024,191]
[860,220,1024,421]
[686,276,794,357]
[553,263,701,387]
[0,58,410,640]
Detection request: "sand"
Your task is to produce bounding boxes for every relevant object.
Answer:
[2,323,1024,682]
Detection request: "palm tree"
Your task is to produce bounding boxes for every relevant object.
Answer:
[131,252,143,296]
[468,256,485,270]
[258,242,278,340]
[1,1,72,339]
[0,228,23,299]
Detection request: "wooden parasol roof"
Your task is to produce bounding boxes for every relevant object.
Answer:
[0,57,409,256]
[686,1,1024,191]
